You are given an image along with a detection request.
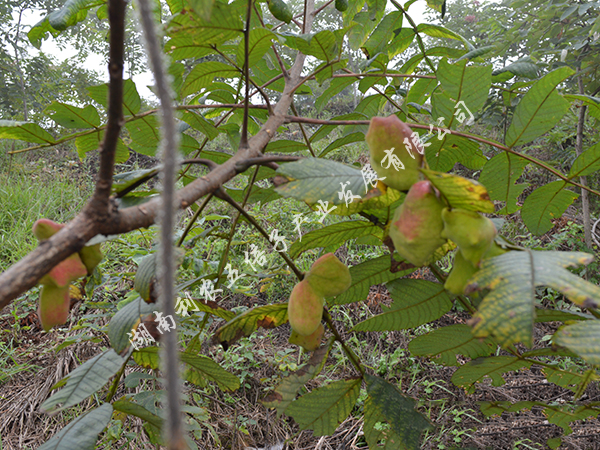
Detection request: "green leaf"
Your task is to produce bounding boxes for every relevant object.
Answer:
[133,346,160,370]
[432,59,492,126]
[319,132,364,158]
[478,400,539,417]
[361,12,403,58]
[112,167,161,195]
[0,120,55,144]
[425,0,445,13]
[331,255,415,306]
[455,45,495,62]
[262,339,334,416]
[38,403,113,450]
[353,279,452,332]
[543,367,599,397]
[505,67,574,148]
[478,152,529,214]
[108,297,156,353]
[424,135,486,172]
[75,131,129,163]
[87,79,141,115]
[186,0,215,21]
[467,251,600,348]
[181,111,219,140]
[553,321,600,366]
[180,352,240,391]
[48,0,97,30]
[112,398,163,428]
[544,404,600,434]
[265,140,308,154]
[364,374,431,450]
[45,102,100,128]
[366,0,386,20]
[417,24,472,49]
[451,356,532,388]
[310,113,365,142]
[213,303,288,348]
[127,115,161,156]
[41,350,124,413]
[182,62,240,98]
[289,220,383,259]
[315,78,355,113]
[285,378,361,436]
[186,297,236,321]
[408,324,496,366]
[534,308,594,323]
[420,170,495,213]
[236,28,276,68]
[492,56,539,79]
[285,30,340,62]
[569,142,600,178]
[520,181,578,235]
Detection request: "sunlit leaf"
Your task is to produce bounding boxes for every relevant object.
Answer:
[181,352,240,391]
[45,102,100,129]
[420,170,494,213]
[0,120,55,144]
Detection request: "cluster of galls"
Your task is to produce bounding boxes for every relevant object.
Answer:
[287,116,505,348]
[369,115,505,295]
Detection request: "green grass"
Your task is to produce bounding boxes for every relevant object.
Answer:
[0,168,92,272]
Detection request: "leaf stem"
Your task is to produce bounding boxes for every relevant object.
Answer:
[323,309,365,376]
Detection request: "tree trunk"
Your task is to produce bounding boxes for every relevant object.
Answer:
[576,74,592,249]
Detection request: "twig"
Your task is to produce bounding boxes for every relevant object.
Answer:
[176,193,214,247]
[135,0,185,447]
[322,310,365,376]
[213,188,304,280]
[290,102,316,157]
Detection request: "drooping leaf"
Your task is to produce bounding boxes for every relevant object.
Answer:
[478,400,540,418]
[364,374,431,450]
[186,297,236,321]
[262,338,334,416]
[478,152,529,214]
[213,303,288,348]
[315,78,355,113]
[108,298,156,353]
[181,111,219,140]
[331,255,416,306]
[420,170,494,213]
[467,251,600,348]
[353,279,452,332]
[41,350,124,413]
[520,181,578,235]
[284,30,340,62]
[455,45,495,62]
[417,24,470,47]
[38,403,113,450]
[111,167,161,196]
[45,102,100,129]
[569,142,600,178]
[180,352,240,391]
[505,67,574,148]
[285,378,361,436]
[408,324,496,366]
[492,56,539,79]
[133,346,161,370]
[451,356,532,389]
[361,11,403,58]
[553,321,600,366]
[0,120,55,144]
[288,220,383,259]
[112,398,163,428]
